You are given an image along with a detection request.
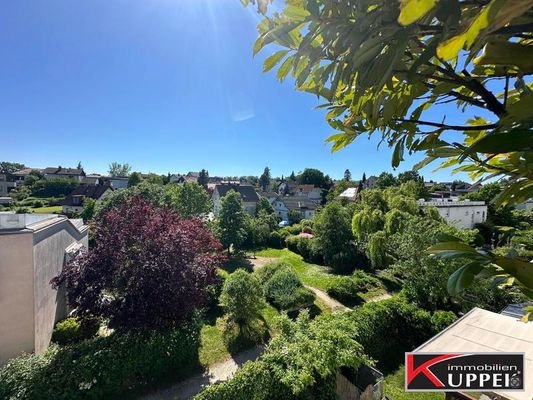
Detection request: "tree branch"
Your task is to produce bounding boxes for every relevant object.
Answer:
[395,118,497,131]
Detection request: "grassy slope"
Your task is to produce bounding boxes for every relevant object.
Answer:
[255,248,389,301]
[256,248,344,291]
[30,206,62,214]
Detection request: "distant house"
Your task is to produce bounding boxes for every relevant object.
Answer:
[273,196,318,221]
[62,184,113,214]
[258,191,279,204]
[418,199,487,229]
[12,168,40,184]
[43,167,85,182]
[277,182,321,201]
[169,174,186,184]
[82,174,102,185]
[337,187,359,202]
[0,174,15,196]
[0,213,88,365]
[414,307,532,400]
[108,177,129,190]
[364,175,378,189]
[212,183,259,216]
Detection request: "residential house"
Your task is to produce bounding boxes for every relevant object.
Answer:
[43,167,85,182]
[337,187,359,202]
[12,168,40,184]
[169,174,186,184]
[0,213,88,365]
[0,174,15,196]
[414,307,532,400]
[277,182,322,202]
[273,196,318,222]
[212,183,259,216]
[418,199,487,229]
[258,191,279,205]
[62,184,113,214]
[109,176,129,190]
[82,174,103,185]
[364,175,378,189]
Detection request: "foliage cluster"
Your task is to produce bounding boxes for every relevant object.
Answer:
[0,321,201,400]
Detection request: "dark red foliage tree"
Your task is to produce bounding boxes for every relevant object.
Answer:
[52,195,224,331]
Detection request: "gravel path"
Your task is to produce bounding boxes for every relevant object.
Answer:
[140,346,264,400]
[367,292,392,303]
[249,256,276,271]
[305,286,349,312]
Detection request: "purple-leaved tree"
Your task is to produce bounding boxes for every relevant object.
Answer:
[52,195,224,331]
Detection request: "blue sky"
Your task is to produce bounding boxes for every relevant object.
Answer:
[0,0,485,181]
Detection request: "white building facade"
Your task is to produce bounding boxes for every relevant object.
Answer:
[0,213,88,365]
[418,199,487,229]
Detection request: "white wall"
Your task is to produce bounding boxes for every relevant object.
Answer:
[420,201,487,229]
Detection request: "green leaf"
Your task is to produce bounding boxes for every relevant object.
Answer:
[447,261,484,296]
[494,256,533,289]
[263,50,290,72]
[461,129,533,160]
[284,5,310,21]
[277,54,295,82]
[428,241,488,260]
[398,0,438,26]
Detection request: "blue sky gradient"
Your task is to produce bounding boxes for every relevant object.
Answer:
[0,0,486,181]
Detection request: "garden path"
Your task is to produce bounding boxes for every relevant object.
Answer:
[141,345,264,400]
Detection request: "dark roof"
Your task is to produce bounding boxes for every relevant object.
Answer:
[277,196,318,210]
[215,184,259,202]
[44,167,85,176]
[63,184,112,206]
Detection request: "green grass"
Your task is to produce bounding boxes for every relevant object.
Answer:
[198,320,229,367]
[255,248,343,291]
[30,205,62,214]
[198,304,281,367]
[384,366,442,400]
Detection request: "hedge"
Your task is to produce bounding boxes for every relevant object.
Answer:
[0,321,201,400]
[350,297,456,372]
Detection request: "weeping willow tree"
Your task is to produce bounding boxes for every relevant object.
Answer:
[367,231,388,268]
[243,0,533,300]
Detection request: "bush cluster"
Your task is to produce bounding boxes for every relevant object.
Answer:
[285,236,323,264]
[349,297,456,372]
[51,317,100,345]
[0,321,201,400]
[327,271,384,306]
[259,262,315,310]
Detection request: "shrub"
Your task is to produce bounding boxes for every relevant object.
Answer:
[195,312,365,400]
[327,277,363,307]
[0,321,201,400]
[255,260,288,283]
[219,269,266,325]
[52,196,224,332]
[51,317,100,345]
[285,236,323,264]
[268,230,284,248]
[32,200,45,208]
[349,297,454,373]
[431,311,457,332]
[264,266,315,310]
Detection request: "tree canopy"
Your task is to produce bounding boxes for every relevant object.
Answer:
[52,196,223,331]
[244,0,533,207]
[108,162,132,177]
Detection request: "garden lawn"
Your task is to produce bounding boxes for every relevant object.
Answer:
[384,366,442,400]
[198,304,280,367]
[31,205,62,214]
[255,248,343,292]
